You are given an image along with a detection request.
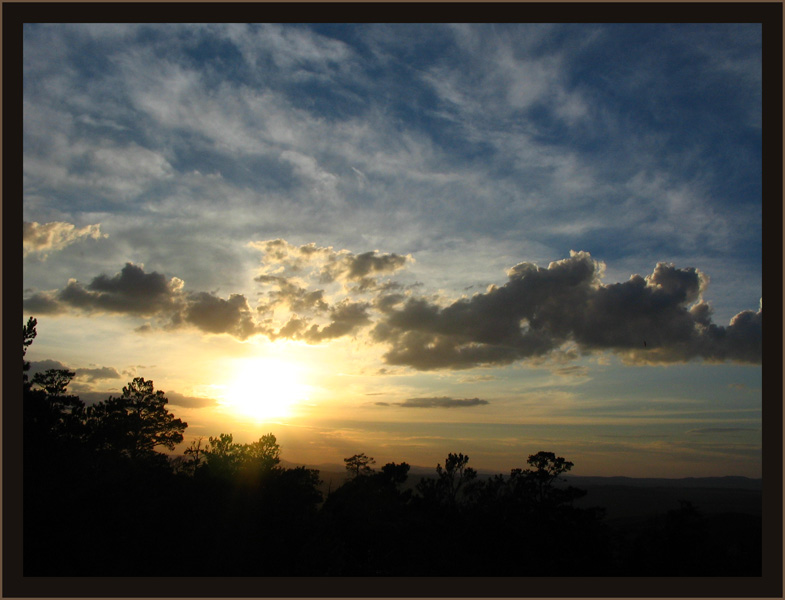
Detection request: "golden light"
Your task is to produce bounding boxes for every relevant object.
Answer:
[220,358,310,421]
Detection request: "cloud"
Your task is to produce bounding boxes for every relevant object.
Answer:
[29,360,121,383]
[76,366,122,382]
[165,390,218,409]
[25,263,183,316]
[182,292,261,340]
[24,221,106,258]
[687,428,757,435]
[398,397,490,409]
[372,251,761,370]
[553,365,590,378]
[255,275,329,313]
[374,397,490,409]
[268,300,372,343]
[22,263,261,340]
[301,301,371,343]
[22,250,761,368]
[251,238,411,291]
[29,359,71,376]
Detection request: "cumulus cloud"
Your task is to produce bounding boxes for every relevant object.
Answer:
[22,250,762,367]
[76,366,122,382]
[250,238,411,291]
[24,221,106,258]
[29,359,71,376]
[29,360,121,383]
[255,275,329,313]
[24,263,183,316]
[182,292,261,340]
[372,251,761,370]
[22,263,261,340]
[268,300,371,343]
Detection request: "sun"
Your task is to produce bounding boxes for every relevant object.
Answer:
[220,358,310,421]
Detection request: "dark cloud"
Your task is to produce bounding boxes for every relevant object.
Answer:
[343,251,409,280]
[687,428,757,435]
[302,301,371,342]
[183,292,260,340]
[320,250,410,291]
[373,251,761,370]
[398,397,490,408]
[165,390,218,409]
[29,359,70,375]
[24,263,183,316]
[23,292,66,314]
[22,252,761,368]
[30,360,121,382]
[76,366,122,382]
[23,263,263,341]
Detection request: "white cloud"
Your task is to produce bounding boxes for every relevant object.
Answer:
[24,221,107,259]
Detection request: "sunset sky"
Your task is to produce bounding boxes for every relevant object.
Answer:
[22,23,763,478]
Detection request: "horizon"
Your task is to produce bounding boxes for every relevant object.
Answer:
[22,23,762,480]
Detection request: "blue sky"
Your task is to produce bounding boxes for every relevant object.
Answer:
[22,23,763,477]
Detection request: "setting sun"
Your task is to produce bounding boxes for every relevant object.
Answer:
[220,358,310,421]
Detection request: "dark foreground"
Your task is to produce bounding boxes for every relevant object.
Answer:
[21,317,761,577]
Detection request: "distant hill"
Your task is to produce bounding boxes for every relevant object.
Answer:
[279,460,763,521]
[562,474,761,490]
[280,459,761,489]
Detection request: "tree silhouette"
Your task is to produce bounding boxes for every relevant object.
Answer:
[201,432,282,481]
[344,452,376,478]
[23,317,37,391]
[417,452,477,507]
[246,433,281,470]
[514,450,576,505]
[86,377,187,461]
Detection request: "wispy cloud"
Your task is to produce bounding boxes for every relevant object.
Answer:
[377,397,490,409]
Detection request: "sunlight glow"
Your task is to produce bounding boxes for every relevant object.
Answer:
[220,358,310,421]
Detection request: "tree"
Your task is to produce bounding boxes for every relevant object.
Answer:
[417,452,477,507]
[32,367,76,396]
[202,432,282,480]
[23,322,86,447]
[344,453,376,479]
[29,368,85,439]
[86,377,187,460]
[519,450,574,505]
[181,437,207,474]
[380,462,411,486]
[23,317,37,390]
[246,433,281,470]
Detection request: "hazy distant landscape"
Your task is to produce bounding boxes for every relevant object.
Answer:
[300,460,762,518]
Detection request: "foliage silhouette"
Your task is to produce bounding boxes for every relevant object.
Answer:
[20,316,762,577]
[85,377,187,461]
[343,452,376,479]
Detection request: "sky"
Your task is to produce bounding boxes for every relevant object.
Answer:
[22,23,763,478]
